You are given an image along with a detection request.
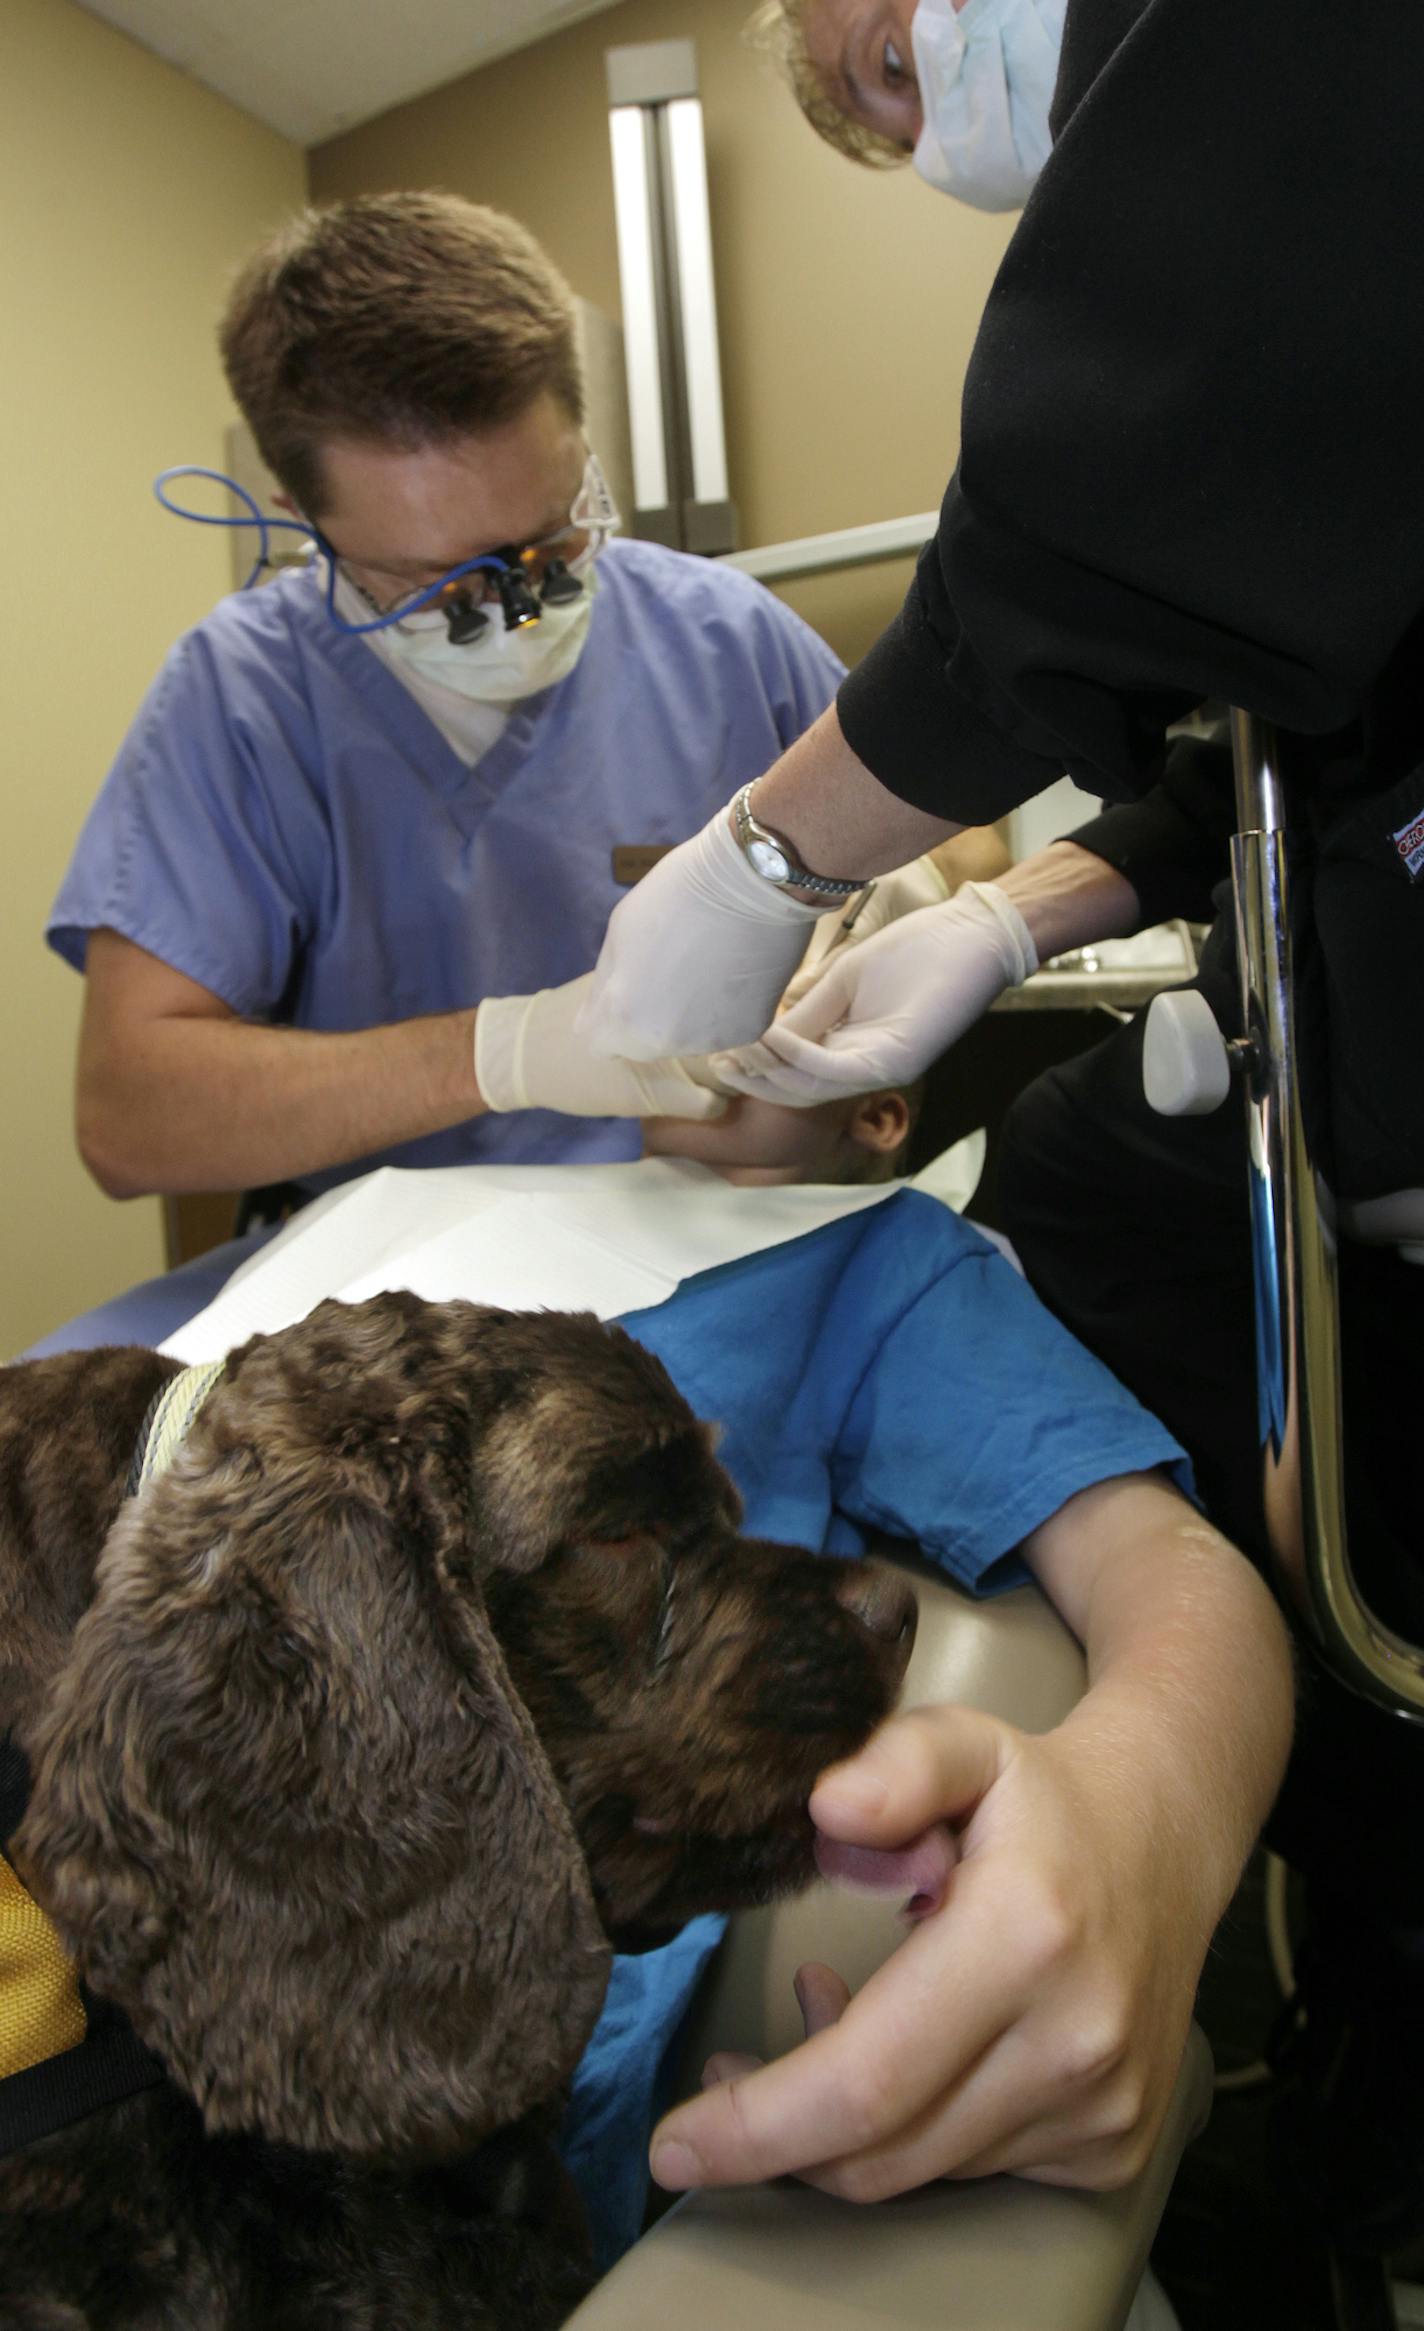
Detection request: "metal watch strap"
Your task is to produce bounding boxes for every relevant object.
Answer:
[732,785,867,900]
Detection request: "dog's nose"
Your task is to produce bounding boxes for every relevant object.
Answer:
[837,1562,918,1651]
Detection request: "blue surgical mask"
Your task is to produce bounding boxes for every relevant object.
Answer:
[910,0,1066,212]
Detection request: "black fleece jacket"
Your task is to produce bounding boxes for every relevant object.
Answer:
[836,0,1424,827]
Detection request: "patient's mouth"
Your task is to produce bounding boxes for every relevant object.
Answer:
[812,1821,957,1920]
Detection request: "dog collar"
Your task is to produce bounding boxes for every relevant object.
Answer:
[126,1357,227,1497]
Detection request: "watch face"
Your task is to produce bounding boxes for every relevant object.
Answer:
[748,836,791,884]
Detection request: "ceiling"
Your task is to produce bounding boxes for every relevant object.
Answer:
[75,0,631,146]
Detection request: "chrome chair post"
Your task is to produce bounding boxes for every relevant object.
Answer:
[1229,710,1424,1717]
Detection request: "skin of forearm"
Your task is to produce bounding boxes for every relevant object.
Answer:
[1029,1478,1295,1926]
[737,706,960,898]
[77,1007,484,1197]
[740,714,1145,949]
[995,840,1144,962]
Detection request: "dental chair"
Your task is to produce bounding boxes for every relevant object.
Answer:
[1142,711,1424,1721]
[1143,711,1424,2331]
[566,1556,1212,2331]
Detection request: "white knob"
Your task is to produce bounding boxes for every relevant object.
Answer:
[1142,990,1232,1115]
[1340,1188,1424,1265]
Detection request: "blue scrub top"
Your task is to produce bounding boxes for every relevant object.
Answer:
[47,540,843,1189]
[571,1190,1190,2266]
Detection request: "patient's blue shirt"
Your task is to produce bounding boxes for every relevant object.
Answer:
[570,1188,1188,2265]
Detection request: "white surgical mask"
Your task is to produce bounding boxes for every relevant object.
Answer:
[372,567,599,705]
[910,0,1066,212]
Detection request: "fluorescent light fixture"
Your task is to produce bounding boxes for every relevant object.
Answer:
[665,97,728,508]
[605,41,736,554]
[608,105,668,514]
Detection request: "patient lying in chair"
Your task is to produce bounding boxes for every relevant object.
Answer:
[145,1037,1289,2275]
[26,879,1294,2280]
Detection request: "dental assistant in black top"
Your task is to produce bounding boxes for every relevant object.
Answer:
[579,0,1424,2256]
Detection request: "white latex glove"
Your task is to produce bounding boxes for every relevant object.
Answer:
[575,804,822,1060]
[476,974,731,1119]
[781,855,953,1012]
[712,882,1038,1106]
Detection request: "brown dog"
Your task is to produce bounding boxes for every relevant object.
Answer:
[0,1291,914,2330]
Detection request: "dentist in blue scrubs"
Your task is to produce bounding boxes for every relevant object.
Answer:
[37,191,843,1352]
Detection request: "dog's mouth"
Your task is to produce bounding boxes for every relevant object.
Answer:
[550,1566,916,1942]
[604,1816,959,1944]
[593,1801,824,1939]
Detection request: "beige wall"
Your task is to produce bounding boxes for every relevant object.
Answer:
[310,0,1016,667]
[3,0,1009,1357]
[1,0,305,1358]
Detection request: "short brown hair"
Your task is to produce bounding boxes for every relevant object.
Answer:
[745,1,910,172]
[219,192,584,516]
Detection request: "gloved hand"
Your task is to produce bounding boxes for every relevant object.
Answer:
[780,854,953,1012]
[575,803,822,1060]
[712,881,1038,1106]
[476,974,731,1119]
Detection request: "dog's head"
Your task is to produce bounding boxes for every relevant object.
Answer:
[485,1521,915,1946]
[15,1293,912,2160]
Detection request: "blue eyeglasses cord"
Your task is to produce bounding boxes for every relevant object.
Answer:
[152,467,522,636]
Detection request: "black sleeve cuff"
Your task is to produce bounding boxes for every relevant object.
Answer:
[836,554,1069,827]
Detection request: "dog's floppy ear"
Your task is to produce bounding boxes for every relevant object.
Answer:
[464,1311,744,1564]
[16,1383,611,2159]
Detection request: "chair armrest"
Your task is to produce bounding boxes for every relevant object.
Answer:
[565,2028,1212,2331]
[567,1559,1212,2328]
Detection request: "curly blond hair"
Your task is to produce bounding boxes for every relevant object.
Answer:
[745,0,910,170]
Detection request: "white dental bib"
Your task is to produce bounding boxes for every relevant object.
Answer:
[162,1148,988,1364]
[160,1150,980,1367]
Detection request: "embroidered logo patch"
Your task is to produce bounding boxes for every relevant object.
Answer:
[1390,808,1424,882]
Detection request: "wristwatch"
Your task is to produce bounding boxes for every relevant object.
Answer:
[732,784,867,900]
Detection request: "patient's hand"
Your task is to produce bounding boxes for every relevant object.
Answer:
[648,1699,1213,2200]
[650,1479,1291,2205]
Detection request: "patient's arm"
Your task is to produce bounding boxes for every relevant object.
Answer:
[648,1473,1292,2202]
[927,826,1012,892]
